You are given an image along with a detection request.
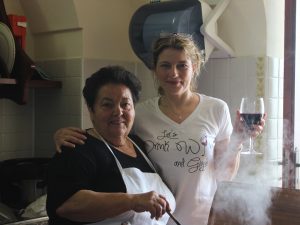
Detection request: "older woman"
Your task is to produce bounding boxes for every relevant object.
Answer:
[46,66,176,225]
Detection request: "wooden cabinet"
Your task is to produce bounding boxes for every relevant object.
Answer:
[0,0,62,104]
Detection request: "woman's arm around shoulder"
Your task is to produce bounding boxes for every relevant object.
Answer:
[54,127,87,152]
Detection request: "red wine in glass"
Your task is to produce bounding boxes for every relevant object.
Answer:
[240,97,264,154]
[240,113,263,131]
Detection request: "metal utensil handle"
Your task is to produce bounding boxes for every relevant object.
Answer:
[167,211,182,225]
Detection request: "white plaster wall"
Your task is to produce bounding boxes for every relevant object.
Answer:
[217,0,266,57]
[17,0,148,62]
[33,30,83,60]
[263,0,285,58]
[19,0,79,34]
[74,0,147,61]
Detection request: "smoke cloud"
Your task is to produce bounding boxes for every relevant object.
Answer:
[212,179,275,225]
[212,134,278,225]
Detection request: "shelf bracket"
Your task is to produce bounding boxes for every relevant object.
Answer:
[200,0,235,57]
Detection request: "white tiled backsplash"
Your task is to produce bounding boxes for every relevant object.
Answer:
[34,58,83,157]
[0,91,34,160]
[0,55,284,187]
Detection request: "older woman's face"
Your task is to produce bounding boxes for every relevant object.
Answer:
[89,83,135,140]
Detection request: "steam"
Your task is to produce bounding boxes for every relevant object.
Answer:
[213,179,275,225]
[213,134,278,225]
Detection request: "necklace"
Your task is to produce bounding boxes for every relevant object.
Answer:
[168,110,183,120]
[159,93,199,122]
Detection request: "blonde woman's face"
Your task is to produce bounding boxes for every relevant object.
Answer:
[154,48,195,96]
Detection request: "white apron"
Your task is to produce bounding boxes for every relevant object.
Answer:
[89,136,176,225]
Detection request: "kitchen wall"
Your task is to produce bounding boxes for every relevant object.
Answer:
[0,92,35,160]
[0,0,285,187]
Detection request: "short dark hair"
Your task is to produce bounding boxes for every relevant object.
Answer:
[83,66,142,110]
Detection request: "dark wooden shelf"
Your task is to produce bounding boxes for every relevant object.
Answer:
[0,78,16,84]
[0,78,62,104]
[0,78,62,88]
[1,0,62,104]
[28,79,62,88]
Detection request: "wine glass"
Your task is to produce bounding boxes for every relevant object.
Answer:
[239,97,264,154]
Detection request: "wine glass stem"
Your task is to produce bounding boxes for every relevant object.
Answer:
[249,136,254,153]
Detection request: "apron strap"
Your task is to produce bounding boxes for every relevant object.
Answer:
[128,137,158,173]
[95,133,157,174]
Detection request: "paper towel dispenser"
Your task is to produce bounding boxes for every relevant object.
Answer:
[129,0,205,69]
[129,0,236,69]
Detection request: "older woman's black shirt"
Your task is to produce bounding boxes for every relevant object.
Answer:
[46,133,154,225]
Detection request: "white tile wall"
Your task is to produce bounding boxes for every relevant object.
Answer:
[277,139,283,161]
[35,58,83,157]
[198,60,214,97]
[135,62,157,101]
[267,139,279,160]
[0,91,34,160]
[267,98,279,119]
[267,119,278,139]
[199,56,258,123]
[278,98,283,119]
[265,57,284,185]
[228,58,248,113]
[268,77,279,98]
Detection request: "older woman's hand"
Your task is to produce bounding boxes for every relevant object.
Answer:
[54,127,87,153]
[131,191,171,220]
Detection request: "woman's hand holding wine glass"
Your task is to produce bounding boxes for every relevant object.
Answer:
[239,97,266,154]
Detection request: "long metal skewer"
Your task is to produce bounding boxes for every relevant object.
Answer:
[166,210,183,225]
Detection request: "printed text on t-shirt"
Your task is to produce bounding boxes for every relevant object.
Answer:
[146,129,209,173]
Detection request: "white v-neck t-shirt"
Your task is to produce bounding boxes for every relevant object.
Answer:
[133,94,233,225]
